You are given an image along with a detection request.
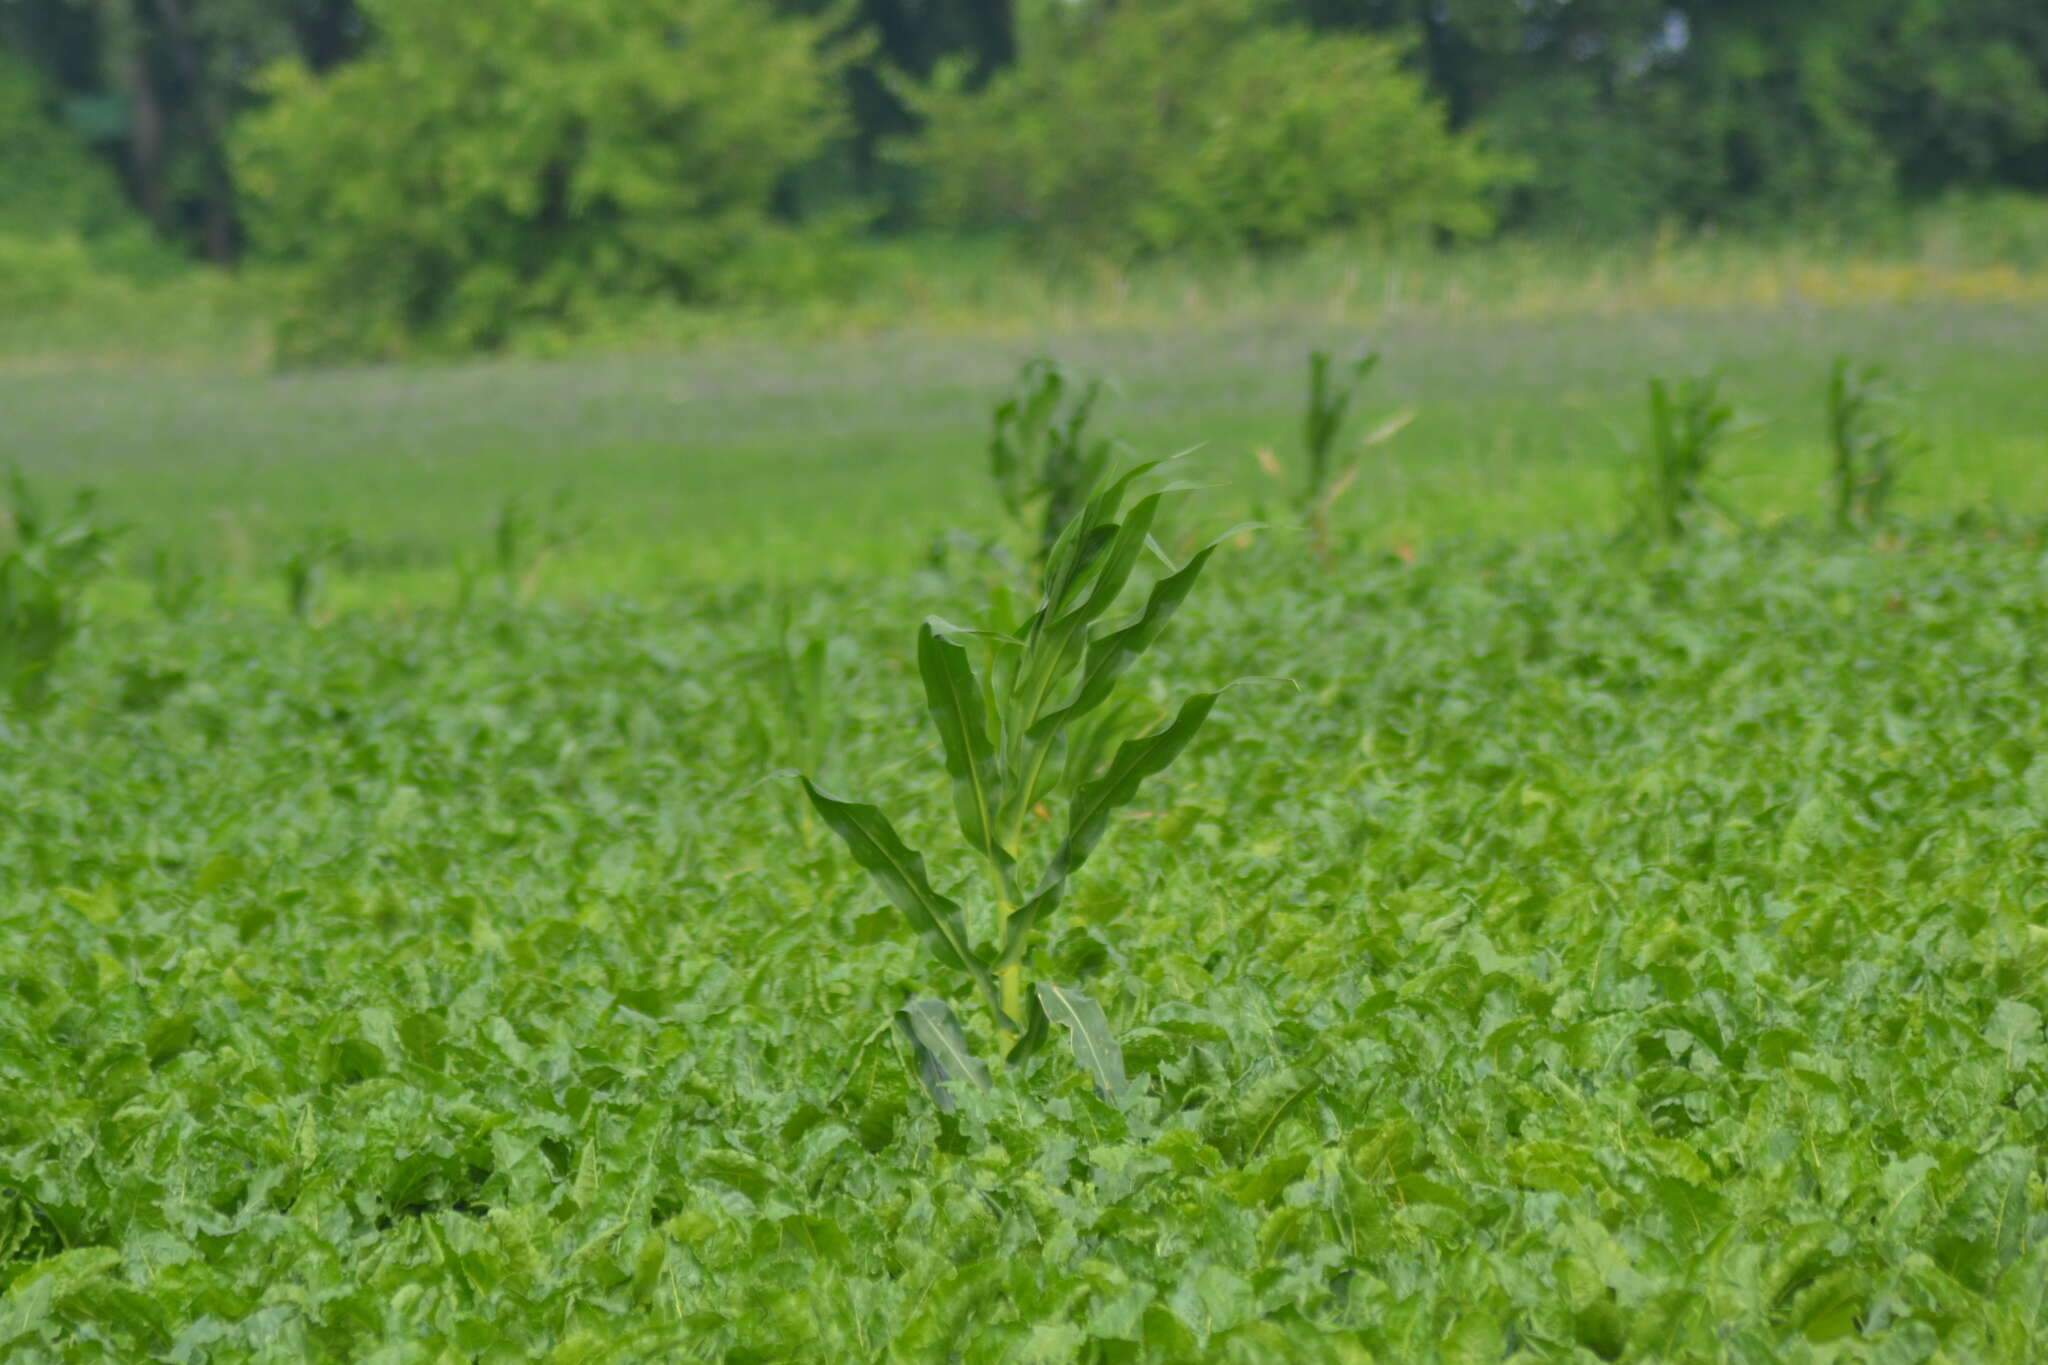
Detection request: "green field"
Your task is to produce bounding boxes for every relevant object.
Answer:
[7,290,2047,595]
[5,294,2048,1360]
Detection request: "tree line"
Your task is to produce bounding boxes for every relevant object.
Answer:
[3,0,2042,356]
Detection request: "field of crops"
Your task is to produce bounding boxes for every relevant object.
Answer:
[5,298,2048,1361]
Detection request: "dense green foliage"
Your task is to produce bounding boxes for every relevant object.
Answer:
[5,517,2048,1357]
[0,0,350,261]
[1282,0,2048,236]
[2,295,2046,1355]
[5,0,2047,356]
[0,48,180,310]
[906,0,1501,258]
[0,51,136,247]
[0,472,118,712]
[232,0,849,359]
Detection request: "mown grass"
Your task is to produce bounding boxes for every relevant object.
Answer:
[5,299,2045,602]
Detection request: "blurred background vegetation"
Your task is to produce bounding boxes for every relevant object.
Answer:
[1,0,2045,362]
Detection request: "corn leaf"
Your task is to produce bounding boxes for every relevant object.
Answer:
[1035,982,1126,1100]
[1000,689,1222,965]
[896,998,990,1112]
[1003,496,1167,763]
[1025,530,1240,744]
[1006,989,1051,1066]
[799,778,1015,1028]
[917,620,1010,872]
[1034,457,1170,617]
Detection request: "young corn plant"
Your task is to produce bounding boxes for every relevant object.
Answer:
[802,461,1243,1107]
[1301,349,1376,543]
[740,597,841,841]
[0,469,119,712]
[1631,376,1744,543]
[1827,358,1922,533]
[147,546,207,621]
[1256,350,1407,558]
[493,489,584,601]
[990,358,1122,570]
[281,529,350,624]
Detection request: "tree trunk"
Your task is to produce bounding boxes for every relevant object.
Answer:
[121,50,167,227]
[150,0,237,261]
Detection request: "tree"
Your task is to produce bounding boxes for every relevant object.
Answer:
[1300,0,2048,234]
[0,0,364,261]
[0,44,136,242]
[234,0,852,359]
[904,0,1509,259]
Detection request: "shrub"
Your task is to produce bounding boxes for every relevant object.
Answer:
[902,0,1508,260]
[0,234,106,314]
[234,0,854,360]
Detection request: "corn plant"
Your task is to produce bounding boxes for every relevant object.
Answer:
[282,529,350,623]
[802,461,1242,1107]
[1257,350,1407,557]
[147,546,207,621]
[1302,348,1377,536]
[493,489,584,600]
[1827,359,1921,532]
[0,469,118,711]
[740,597,842,840]
[1631,376,1743,542]
[990,358,1122,569]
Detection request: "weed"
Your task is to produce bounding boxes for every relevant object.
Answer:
[740,598,844,840]
[1827,358,1923,532]
[803,461,1243,1104]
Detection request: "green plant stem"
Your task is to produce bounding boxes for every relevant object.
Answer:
[997,952,1025,1051]
[988,856,1026,1050]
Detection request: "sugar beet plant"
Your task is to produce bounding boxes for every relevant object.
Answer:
[989,358,1122,569]
[802,461,1241,1107]
[1827,358,1921,532]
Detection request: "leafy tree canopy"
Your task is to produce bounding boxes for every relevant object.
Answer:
[231,0,853,359]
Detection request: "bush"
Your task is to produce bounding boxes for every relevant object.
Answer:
[902,0,1508,260]
[0,234,105,313]
[234,0,854,361]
